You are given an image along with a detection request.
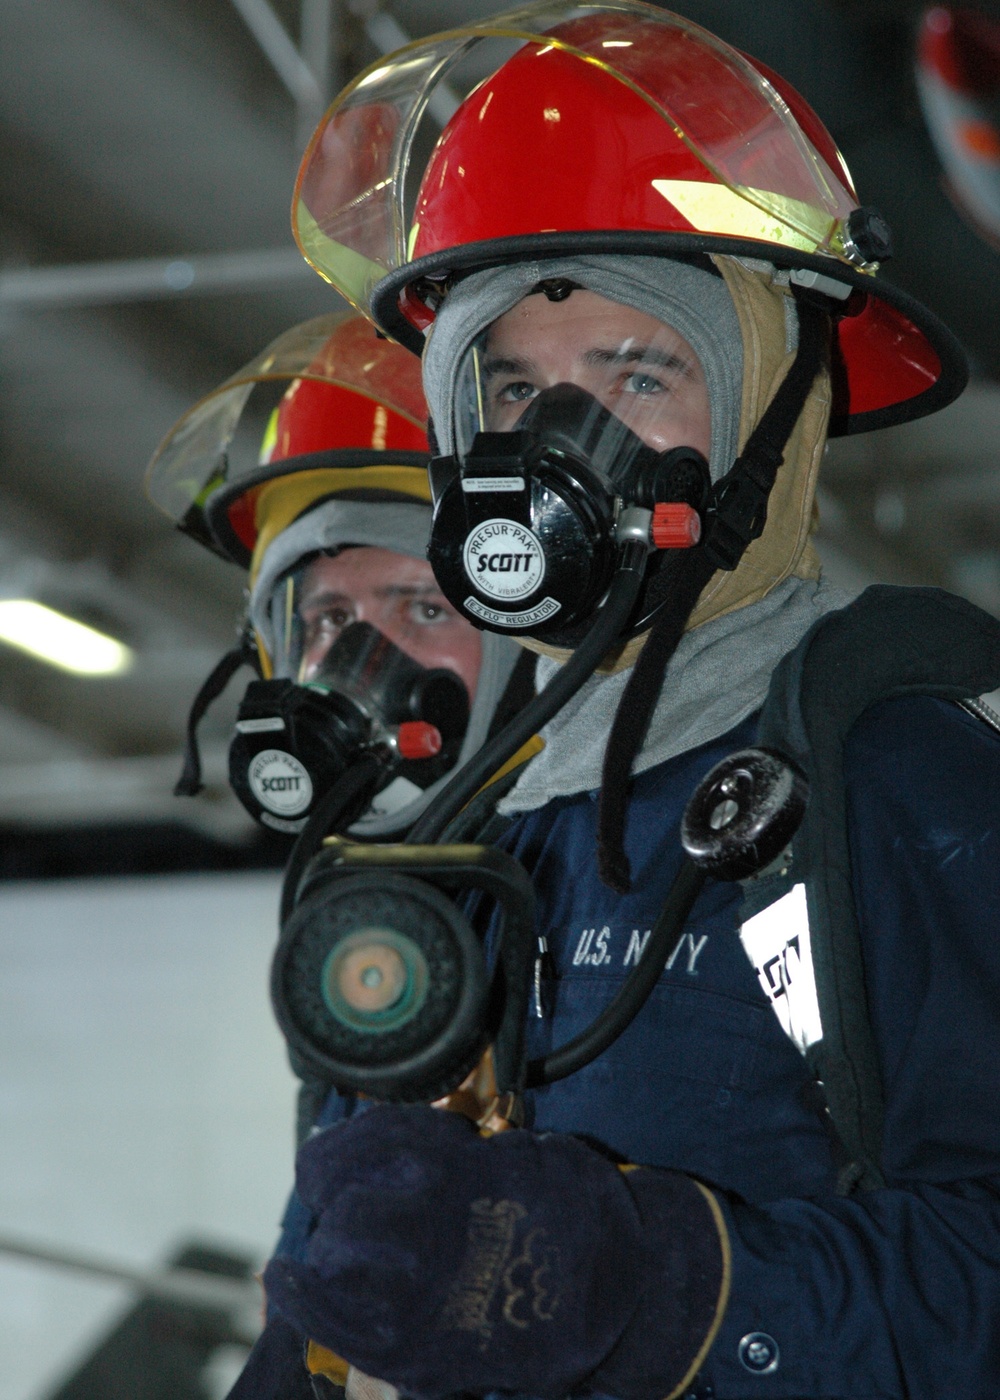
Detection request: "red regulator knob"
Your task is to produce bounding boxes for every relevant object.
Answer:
[651,503,702,549]
[397,721,443,759]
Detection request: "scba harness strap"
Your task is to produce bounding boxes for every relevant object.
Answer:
[746,585,1000,1190]
[596,294,830,894]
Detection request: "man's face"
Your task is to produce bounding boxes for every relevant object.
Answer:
[479,289,712,457]
[297,546,482,698]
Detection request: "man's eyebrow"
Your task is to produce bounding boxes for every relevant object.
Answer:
[584,345,692,374]
[481,353,536,378]
[481,345,692,379]
[299,587,351,611]
[302,582,440,607]
[374,583,441,599]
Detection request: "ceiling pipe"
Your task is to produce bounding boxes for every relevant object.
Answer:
[0,750,256,839]
[229,0,346,149]
[0,247,316,311]
[299,0,342,143]
[0,4,465,317]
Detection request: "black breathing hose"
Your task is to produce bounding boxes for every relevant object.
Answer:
[526,858,707,1086]
[278,751,387,927]
[276,541,645,928]
[276,542,649,1103]
[438,763,527,844]
[407,539,649,846]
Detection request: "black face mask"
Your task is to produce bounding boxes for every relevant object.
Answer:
[426,383,710,648]
[229,622,470,833]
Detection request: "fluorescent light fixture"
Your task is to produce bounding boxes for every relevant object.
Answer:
[0,600,134,676]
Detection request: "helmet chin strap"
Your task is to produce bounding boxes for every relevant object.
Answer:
[174,630,260,797]
[597,294,829,892]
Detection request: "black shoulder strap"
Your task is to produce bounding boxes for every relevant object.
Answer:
[756,585,1000,1190]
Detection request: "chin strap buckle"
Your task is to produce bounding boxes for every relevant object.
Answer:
[701,467,774,570]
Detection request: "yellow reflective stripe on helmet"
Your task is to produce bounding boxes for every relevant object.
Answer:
[249,464,432,586]
[259,406,280,465]
[652,178,840,254]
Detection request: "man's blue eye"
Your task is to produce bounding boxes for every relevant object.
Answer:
[500,381,537,402]
[623,371,663,395]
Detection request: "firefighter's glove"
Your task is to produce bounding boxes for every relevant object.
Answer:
[263,1104,730,1399]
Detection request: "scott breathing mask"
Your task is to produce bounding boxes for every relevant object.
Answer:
[230,548,478,833]
[427,380,709,648]
[231,618,470,834]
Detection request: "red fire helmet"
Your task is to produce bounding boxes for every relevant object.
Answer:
[146,311,429,569]
[293,0,967,434]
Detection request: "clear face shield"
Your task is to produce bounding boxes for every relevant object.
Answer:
[144,312,428,560]
[291,2,860,332]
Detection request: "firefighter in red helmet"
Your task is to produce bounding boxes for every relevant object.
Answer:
[149,310,530,1142]
[230,6,1000,1399]
[148,311,525,843]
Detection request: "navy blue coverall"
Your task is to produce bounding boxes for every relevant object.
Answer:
[275,692,1000,1398]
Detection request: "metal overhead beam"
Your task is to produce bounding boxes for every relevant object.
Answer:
[0,0,300,255]
[301,0,342,130]
[0,247,315,312]
[0,2,465,320]
[229,0,323,108]
[302,0,336,99]
[228,0,344,146]
[229,0,459,135]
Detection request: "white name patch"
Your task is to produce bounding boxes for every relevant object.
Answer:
[739,883,822,1054]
